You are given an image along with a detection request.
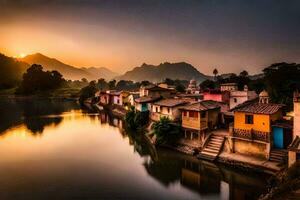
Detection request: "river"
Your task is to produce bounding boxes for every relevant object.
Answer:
[0,98,271,200]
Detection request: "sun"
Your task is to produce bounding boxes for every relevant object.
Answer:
[18,53,27,58]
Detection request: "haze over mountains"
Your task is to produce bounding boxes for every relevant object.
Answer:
[20,53,118,80]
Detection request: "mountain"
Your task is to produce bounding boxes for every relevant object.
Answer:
[20,53,117,80]
[117,62,208,82]
[81,67,119,80]
[0,54,29,89]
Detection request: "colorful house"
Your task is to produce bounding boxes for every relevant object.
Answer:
[203,89,230,104]
[150,98,190,121]
[139,85,175,98]
[179,100,220,142]
[288,91,300,167]
[99,91,111,105]
[134,96,161,112]
[230,91,285,159]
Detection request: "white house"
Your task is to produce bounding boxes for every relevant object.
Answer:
[229,85,258,109]
[220,83,238,92]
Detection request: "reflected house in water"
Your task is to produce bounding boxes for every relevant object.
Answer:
[144,148,270,200]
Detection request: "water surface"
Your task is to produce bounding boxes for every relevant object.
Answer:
[0,98,271,200]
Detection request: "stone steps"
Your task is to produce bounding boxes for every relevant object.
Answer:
[269,149,288,163]
[198,134,225,161]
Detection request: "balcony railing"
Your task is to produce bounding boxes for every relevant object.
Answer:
[233,128,270,143]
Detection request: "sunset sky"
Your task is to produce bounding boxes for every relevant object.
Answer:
[1,0,300,74]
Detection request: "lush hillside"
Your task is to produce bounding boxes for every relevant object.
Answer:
[0,54,29,89]
[20,53,92,80]
[20,53,117,81]
[81,67,118,80]
[117,62,208,82]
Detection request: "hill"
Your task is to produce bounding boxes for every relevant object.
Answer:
[81,67,119,80]
[117,62,208,82]
[20,53,117,80]
[0,54,29,89]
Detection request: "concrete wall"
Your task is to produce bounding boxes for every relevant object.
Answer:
[233,139,267,159]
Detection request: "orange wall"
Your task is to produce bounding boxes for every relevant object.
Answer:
[234,111,282,132]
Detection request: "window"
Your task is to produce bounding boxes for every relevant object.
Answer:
[156,107,158,112]
[234,98,237,103]
[183,111,187,116]
[245,114,253,124]
[168,108,170,113]
[201,112,206,118]
[189,111,198,118]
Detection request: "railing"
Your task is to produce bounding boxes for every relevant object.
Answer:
[233,128,270,143]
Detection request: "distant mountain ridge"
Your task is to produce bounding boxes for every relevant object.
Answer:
[20,53,118,80]
[117,62,209,83]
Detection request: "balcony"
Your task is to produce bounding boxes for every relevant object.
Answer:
[233,128,270,143]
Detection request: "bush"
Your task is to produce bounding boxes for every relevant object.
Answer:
[151,116,182,145]
[124,107,149,131]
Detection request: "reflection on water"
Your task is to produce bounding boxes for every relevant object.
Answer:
[0,98,271,200]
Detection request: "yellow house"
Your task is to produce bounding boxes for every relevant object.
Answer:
[230,91,284,159]
[180,100,220,142]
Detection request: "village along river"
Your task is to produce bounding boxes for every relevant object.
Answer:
[0,98,272,200]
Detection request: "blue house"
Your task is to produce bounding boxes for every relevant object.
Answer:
[272,121,293,149]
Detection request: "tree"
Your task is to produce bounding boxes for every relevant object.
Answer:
[263,62,300,109]
[124,107,149,131]
[108,80,116,90]
[213,68,218,79]
[200,79,216,90]
[97,78,108,91]
[16,64,64,94]
[79,81,98,104]
[240,70,249,77]
[151,117,182,145]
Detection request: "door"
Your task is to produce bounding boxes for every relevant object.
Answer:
[273,127,283,149]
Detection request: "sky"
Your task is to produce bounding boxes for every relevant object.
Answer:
[0,0,300,75]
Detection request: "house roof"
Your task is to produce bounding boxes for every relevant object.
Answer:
[143,85,173,91]
[153,98,189,107]
[179,100,220,112]
[288,136,300,152]
[135,96,161,103]
[220,83,237,86]
[231,98,284,115]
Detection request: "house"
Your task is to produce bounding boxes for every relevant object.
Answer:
[288,91,300,167]
[128,92,139,107]
[203,89,230,103]
[176,93,203,102]
[220,83,238,92]
[229,91,285,159]
[119,91,130,108]
[107,90,122,105]
[179,100,220,142]
[229,85,258,109]
[99,91,111,105]
[150,98,190,121]
[186,79,200,94]
[139,85,175,98]
[134,96,162,112]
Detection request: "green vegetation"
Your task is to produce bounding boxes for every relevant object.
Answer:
[16,64,64,94]
[151,117,182,145]
[0,53,28,89]
[124,107,149,131]
[79,81,98,104]
[260,161,300,200]
[163,78,188,92]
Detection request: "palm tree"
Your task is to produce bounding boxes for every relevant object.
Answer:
[151,117,181,145]
[213,68,218,80]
